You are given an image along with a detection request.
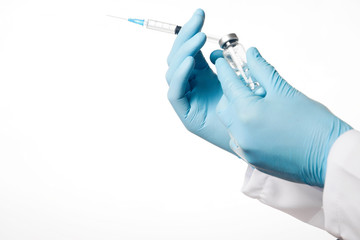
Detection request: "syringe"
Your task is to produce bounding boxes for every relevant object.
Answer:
[107,15,220,44]
[107,15,265,96]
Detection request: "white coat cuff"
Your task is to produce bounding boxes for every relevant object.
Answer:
[242,167,325,229]
[323,129,360,239]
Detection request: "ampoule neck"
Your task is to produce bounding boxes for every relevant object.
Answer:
[222,40,238,49]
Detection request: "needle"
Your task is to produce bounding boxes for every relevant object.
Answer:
[106,15,128,21]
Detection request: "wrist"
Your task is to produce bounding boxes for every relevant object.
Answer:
[321,119,353,187]
[320,157,327,187]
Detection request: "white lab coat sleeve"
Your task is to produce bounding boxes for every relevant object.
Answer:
[323,129,360,239]
[241,129,360,239]
[241,166,325,229]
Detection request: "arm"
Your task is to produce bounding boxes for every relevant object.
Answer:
[166,9,359,239]
[242,167,325,229]
[213,49,358,238]
[323,129,360,239]
[241,130,360,239]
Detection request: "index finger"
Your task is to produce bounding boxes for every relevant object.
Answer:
[167,9,205,66]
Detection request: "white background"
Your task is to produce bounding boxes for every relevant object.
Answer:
[1,0,359,239]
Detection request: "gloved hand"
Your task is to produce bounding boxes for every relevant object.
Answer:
[166,9,233,153]
[213,47,352,187]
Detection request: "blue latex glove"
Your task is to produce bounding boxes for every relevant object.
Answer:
[213,47,352,187]
[166,9,233,153]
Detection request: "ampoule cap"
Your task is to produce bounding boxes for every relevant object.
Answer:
[219,33,239,49]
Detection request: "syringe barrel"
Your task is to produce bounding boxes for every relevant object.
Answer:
[145,19,179,34]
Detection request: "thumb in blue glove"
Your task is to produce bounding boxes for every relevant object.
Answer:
[213,47,352,187]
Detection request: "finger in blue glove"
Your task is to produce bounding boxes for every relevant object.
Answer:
[214,47,352,187]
